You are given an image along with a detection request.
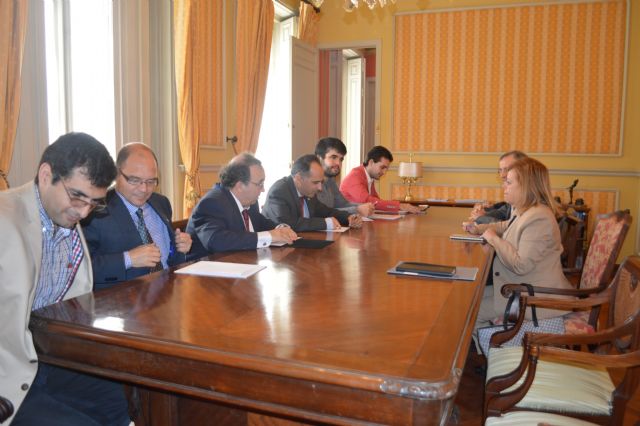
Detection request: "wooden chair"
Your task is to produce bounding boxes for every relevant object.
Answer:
[557,213,585,272]
[500,210,632,332]
[484,256,640,425]
[171,218,189,232]
[0,395,13,423]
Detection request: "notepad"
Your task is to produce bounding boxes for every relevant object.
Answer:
[450,234,486,243]
[175,261,265,279]
[320,226,349,233]
[370,214,403,221]
[387,262,478,281]
[374,209,408,215]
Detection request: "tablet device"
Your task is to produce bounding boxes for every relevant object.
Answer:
[395,262,456,277]
[449,234,486,243]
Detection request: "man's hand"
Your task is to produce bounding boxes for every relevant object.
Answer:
[329,217,342,229]
[348,214,363,228]
[174,228,192,254]
[356,203,375,217]
[129,244,161,268]
[270,227,298,244]
[399,203,421,213]
[469,203,486,220]
[461,221,480,235]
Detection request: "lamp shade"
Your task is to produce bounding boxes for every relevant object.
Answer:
[398,162,423,178]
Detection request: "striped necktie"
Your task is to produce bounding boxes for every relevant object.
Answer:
[136,208,163,272]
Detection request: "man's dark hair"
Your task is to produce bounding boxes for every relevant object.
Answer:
[363,145,393,166]
[116,142,159,169]
[315,137,347,158]
[220,153,262,188]
[35,132,116,188]
[291,154,321,177]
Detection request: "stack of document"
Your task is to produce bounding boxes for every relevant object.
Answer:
[175,261,265,279]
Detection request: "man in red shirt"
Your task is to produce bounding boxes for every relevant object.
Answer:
[340,146,421,213]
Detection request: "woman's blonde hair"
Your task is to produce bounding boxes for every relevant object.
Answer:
[508,157,558,215]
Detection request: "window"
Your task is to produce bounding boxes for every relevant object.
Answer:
[255,8,297,206]
[44,0,116,157]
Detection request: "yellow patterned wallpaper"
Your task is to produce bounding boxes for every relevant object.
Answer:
[393,0,627,154]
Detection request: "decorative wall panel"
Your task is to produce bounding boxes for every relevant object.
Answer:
[393,1,627,154]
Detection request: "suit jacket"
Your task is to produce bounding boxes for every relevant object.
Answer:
[475,202,512,224]
[82,189,186,290]
[340,165,400,211]
[316,177,359,214]
[477,204,572,319]
[186,183,277,256]
[262,176,351,231]
[0,182,93,424]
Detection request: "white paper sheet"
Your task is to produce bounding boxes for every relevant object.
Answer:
[175,261,266,279]
[370,214,403,221]
[320,226,350,233]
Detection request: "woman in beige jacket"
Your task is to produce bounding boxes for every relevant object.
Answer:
[463,158,571,326]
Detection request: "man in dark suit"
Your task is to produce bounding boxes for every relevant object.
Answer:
[186,153,298,256]
[82,143,192,290]
[263,154,363,231]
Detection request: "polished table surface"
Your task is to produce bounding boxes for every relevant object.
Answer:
[30,207,492,425]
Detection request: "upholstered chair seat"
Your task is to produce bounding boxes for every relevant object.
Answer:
[485,411,599,426]
[487,347,614,415]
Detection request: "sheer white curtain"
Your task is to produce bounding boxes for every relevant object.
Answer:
[255,17,296,207]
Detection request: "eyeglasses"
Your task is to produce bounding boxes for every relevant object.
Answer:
[60,180,107,211]
[119,169,159,187]
[249,181,265,189]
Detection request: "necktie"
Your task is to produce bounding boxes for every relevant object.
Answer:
[369,181,374,195]
[136,208,163,272]
[242,209,251,231]
[299,197,306,218]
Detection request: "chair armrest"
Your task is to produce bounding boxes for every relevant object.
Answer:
[489,292,608,348]
[0,395,14,423]
[537,345,640,369]
[524,291,609,311]
[501,283,602,299]
[527,316,636,347]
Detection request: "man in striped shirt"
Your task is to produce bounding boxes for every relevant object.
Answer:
[1,132,130,425]
[82,142,193,290]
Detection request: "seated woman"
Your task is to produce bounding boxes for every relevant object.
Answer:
[463,157,572,328]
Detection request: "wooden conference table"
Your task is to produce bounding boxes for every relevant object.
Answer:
[30,207,492,425]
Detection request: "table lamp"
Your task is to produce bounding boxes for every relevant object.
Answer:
[398,157,423,202]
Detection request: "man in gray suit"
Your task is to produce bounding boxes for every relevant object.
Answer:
[263,154,363,232]
[471,150,528,224]
[315,137,374,217]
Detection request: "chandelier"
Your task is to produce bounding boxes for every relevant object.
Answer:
[308,0,397,12]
